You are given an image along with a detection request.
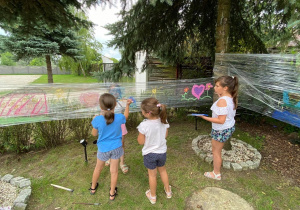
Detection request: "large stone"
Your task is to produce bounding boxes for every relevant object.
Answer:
[1,174,14,182]
[13,203,27,210]
[222,161,231,169]
[14,193,30,204]
[10,177,24,186]
[231,163,243,171]
[245,160,254,168]
[19,179,31,188]
[239,162,249,170]
[186,187,254,210]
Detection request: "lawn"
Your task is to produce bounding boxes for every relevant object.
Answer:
[31,75,135,84]
[0,118,299,210]
[31,75,99,83]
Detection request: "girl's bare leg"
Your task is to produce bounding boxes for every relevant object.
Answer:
[158,165,170,192]
[212,139,224,175]
[91,158,105,193]
[148,168,157,197]
[109,158,119,198]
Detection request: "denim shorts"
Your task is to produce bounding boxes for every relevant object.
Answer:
[143,153,167,170]
[97,146,124,161]
[211,126,235,143]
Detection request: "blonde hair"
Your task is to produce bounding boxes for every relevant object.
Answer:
[99,93,116,125]
[215,76,239,109]
[141,98,167,124]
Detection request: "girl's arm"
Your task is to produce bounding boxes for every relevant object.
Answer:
[137,132,145,145]
[165,129,168,138]
[124,99,133,119]
[91,128,98,136]
[199,99,227,124]
[200,115,226,124]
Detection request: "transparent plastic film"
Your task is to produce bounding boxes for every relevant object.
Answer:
[215,53,300,127]
[0,78,214,126]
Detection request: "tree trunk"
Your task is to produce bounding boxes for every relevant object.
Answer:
[45,55,53,83]
[79,62,86,77]
[215,0,231,55]
[214,0,232,150]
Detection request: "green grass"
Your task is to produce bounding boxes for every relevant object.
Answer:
[0,119,299,209]
[31,75,135,84]
[31,75,98,83]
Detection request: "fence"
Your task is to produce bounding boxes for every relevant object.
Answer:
[0,66,70,75]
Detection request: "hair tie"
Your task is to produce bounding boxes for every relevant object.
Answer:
[107,108,110,111]
[231,76,234,79]
[157,104,161,107]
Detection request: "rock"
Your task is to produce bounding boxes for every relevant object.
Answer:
[10,177,24,186]
[192,135,262,171]
[222,161,231,169]
[1,174,14,183]
[231,163,243,171]
[13,202,27,210]
[185,187,254,210]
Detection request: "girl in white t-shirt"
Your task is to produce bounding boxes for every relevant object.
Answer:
[198,76,239,180]
[137,98,172,204]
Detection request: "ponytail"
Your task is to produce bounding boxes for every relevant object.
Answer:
[141,98,168,124]
[159,104,167,124]
[99,93,116,125]
[104,110,114,125]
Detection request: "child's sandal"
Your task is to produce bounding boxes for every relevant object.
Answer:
[120,164,129,174]
[145,189,156,204]
[105,160,110,166]
[89,182,99,195]
[164,185,172,198]
[109,187,118,201]
[204,171,221,180]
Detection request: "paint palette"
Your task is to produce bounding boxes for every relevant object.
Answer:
[187,113,209,117]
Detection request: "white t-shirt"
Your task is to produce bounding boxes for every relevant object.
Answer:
[210,96,236,130]
[137,118,170,156]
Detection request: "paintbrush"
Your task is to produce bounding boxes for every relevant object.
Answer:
[72,202,101,205]
[51,184,74,192]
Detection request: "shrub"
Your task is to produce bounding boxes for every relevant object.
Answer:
[0,124,34,153]
[35,120,70,148]
[68,118,93,141]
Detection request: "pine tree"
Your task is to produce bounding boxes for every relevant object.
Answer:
[102,0,299,81]
[3,25,83,83]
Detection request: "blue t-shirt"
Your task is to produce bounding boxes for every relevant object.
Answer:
[92,113,126,152]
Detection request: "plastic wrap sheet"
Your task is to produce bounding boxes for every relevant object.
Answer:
[0,78,214,126]
[215,53,300,127]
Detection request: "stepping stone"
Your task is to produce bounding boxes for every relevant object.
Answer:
[185,187,254,210]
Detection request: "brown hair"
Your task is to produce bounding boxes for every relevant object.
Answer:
[215,76,239,109]
[141,98,167,124]
[99,93,117,125]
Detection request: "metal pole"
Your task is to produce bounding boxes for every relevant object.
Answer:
[84,146,88,162]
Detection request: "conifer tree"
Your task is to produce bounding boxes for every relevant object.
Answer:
[101,0,299,81]
[3,25,83,83]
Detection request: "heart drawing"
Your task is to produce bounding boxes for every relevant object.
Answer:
[192,84,205,99]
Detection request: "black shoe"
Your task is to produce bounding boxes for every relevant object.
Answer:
[89,182,99,195]
[109,187,118,201]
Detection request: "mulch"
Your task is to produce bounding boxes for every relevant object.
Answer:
[236,121,300,186]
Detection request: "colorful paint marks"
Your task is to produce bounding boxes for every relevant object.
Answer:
[181,83,213,101]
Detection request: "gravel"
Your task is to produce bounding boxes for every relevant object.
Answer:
[0,181,17,209]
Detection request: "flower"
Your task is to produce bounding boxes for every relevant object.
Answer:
[184,87,189,93]
[152,88,157,94]
[205,83,213,90]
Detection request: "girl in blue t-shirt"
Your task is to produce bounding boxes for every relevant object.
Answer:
[89,93,132,201]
